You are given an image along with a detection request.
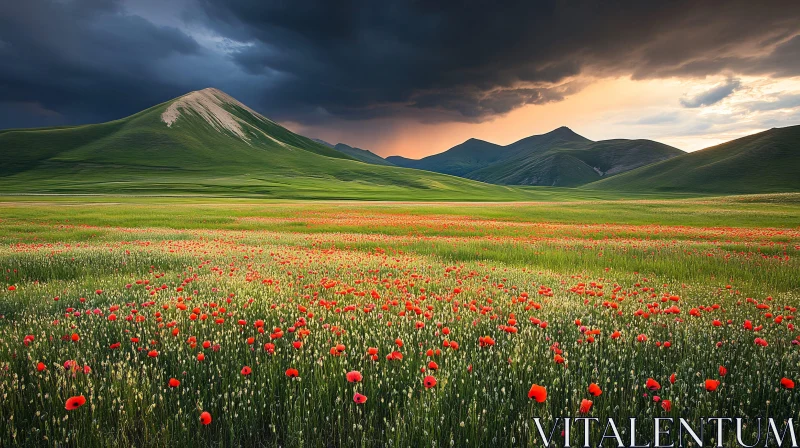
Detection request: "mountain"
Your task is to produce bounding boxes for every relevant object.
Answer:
[333,143,395,166]
[311,138,336,148]
[0,88,533,200]
[387,138,504,176]
[469,138,683,186]
[312,138,393,166]
[387,127,684,186]
[586,125,800,194]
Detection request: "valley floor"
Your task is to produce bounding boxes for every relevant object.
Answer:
[0,194,798,446]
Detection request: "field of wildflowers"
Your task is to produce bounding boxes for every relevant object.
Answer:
[0,196,798,447]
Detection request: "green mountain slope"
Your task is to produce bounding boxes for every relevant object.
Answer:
[503,126,592,156]
[333,143,395,166]
[387,126,683,186]
[387,138,504,176]
[469,138,683,186]
[0,88,533,200]
[312,139,394,166]
[586,125,800,194]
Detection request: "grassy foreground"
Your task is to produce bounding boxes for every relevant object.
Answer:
[0,194,798,447]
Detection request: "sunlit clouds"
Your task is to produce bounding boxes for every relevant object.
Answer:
[295,75,800,157]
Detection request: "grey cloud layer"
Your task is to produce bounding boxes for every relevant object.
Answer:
[0,0,798,128]
[680,79,742,108]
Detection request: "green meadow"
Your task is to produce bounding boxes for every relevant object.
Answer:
[0,194,798,447]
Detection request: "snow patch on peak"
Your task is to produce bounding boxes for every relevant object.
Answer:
[160,88,277,143]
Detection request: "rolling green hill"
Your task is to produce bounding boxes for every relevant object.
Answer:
[586,125,800,194]
[387,127,683,186]
[0,88,533,200]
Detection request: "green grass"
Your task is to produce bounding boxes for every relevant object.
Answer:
[1,192,797,229]
[0,195,798,447]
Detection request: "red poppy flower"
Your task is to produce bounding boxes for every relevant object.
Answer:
[197,353,205,361]
[579,399,593,414]
[286,368,299,378]
[346,371,363,383]
[704,379,720,392]
[200,411,212,425]
[780,378,795,389]
[428,361,439,371]
[37,362,46,372]
[353,392,367,404]
[661,400,672,412]
[669,373,676,384]
[588,383,602,396]
[387,351,403,361]
[169,378,180,387]
[71,333,80,342]
[148,350,158,358]
[65,395,86,411]
[646,378,661,391]
[423,375,437,389]
[528,384,547,403]
[367,347,378,356]
[718,366,727,376]
[241,366,252,376]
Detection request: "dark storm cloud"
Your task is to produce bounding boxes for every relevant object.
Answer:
[680,78,742,108]
[0,0,203,127]
[0,0,799,129]
[408,84,583,121]
[190,0,799,123]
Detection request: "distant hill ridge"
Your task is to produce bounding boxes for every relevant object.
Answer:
[1,87,796,196]
[586,125,800,193]
[312,139,395,166]
[387,126,684,187]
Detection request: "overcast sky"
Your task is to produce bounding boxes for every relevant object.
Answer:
[1,0,799,157]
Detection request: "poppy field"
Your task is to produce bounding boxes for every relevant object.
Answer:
[0,195,799,447]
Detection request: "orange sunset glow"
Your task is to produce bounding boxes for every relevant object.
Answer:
[289,75,800,158]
